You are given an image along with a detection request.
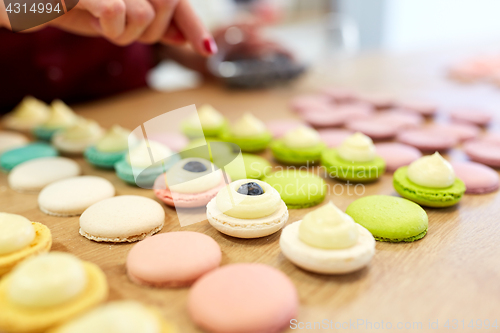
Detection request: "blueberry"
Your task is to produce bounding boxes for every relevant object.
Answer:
[237,182,264,196]
[183,161,207,173]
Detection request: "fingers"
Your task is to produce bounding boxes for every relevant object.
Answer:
[173,0,217,57]
[160,22,186,45]
[139,0,179,44]
[50,8,101,36]
[112,0,155,45]
[78,0,126,39]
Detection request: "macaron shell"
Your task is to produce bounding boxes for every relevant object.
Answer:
[375,143,422,172]
[397,129,458,151]
[346,195,428,242]
[450,161,499,194]
[0,222,52,276]
[148,132,189,152]
[426,123,480,142]
[321,149,385,182]
[280,221,375,274]
[79,195,165,242]
[0,143,58,171]
[266,120,309,138]
[8,157,81,192]
[397,100,437,116]
[84,146,127,169]
[38,176,115,216]
[270,140,326,165]
[154,173,229,208]
[318,129,353,147]
[346,119,398,140]
[0,131,29,154]
[127,232,221,287]
[0,261,108,333]
[188,263,298,333]
[450,109,492,126]
[463,140,500,168]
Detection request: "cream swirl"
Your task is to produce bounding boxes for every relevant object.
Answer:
[216,179,280,219]
[299,201,359,249]
[59,119,103,142]
[127,140,172,168]
[337,132,376,162]
[8,252,87,307]
[188,104,224,130]
[9,96,49,122]
[283,126,321,148]
[0,213,35,255]
[96,125,134,153]
[166,158,222,194]
[231,113,266,137]
[43,100,78,129]
[407,152,455,188]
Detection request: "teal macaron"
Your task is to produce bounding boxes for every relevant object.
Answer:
[32,127,60,141]
[0,142,58,171]
[263,169,326,208]
[84,146,127,169]
[115,155,180,187]
[346,195,428,242]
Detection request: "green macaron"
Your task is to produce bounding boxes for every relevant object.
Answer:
[346,195,428,242]
[181,120,228,139]
[321,148,385,182]
[115,155,180,187]
[219,130,272,153]
[393,166,466,208]
[270,140,326,165]
[223,153,272,180]
[0,142,58,172]
[84,146,127,169]
[263,169,326,208]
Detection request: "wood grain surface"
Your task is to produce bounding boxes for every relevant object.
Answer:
[1,51,500,332]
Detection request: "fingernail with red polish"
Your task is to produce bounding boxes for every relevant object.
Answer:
[203,37,218,55]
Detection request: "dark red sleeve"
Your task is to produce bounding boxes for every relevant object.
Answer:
[0,27,154,112]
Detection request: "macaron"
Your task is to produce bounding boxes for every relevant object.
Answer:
[223,153,272,180]
[32,100,78,141]
[266,119,309,138]
[346,195,428,242]
[48,301,177,333]
[357,93,394,109]
[301,103,372,128]
[280,202,375,274]
[263,169,326,208]
[270,126,326,165]
[148,132,189,151]
[0,213,52,276]
[153,158,229,208]
[2,96,50,131]
[206,179,289,238]
[8,157,81,192]
[450,109,492,126]
[115,140,180,187]
[84,125,135,169]
[0,252,108,333]
[79,195,165,242]
[219,113,272,152]
[426,122,480,142]
[0,131,28,154]
[188,263,298,333]
[320,87,358,102]
[450,161,499,194]
[374,143,422,172]
[289,94,332,113]
[321,132,385,182]
[38,176,115,216]
[397,129,458,152]
[346,119,399,140]
[463,139,500,168]
[373,109,424,129]
[393,153,466,207]
[0,142,58,172]
[397,100,437,116]
[483,132,500,145]
[127,232,221,287]
[52,119,104,154]
[182,104,227,138]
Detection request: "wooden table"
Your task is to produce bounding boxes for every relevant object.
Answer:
[1,50,500,332]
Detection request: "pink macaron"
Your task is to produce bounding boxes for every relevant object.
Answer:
[397,100,438,117]
[425,123,480,142]
[318,129,353,147]
[449,109,493,126]
[375,143,422,172]
[127,232,222,287]
[346,119,398,140]
[153,172,229,208]
[450,161,499,194]
[483,132,500,145]
[266,119,310,138]
[463,139,500,168]
[357,93,394,110]
[289,94,332,114]
[320,87,358,103]
[375,109,424,129]
[397,129,458,152]
[188,263,298,333]
[301,102,373,128]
